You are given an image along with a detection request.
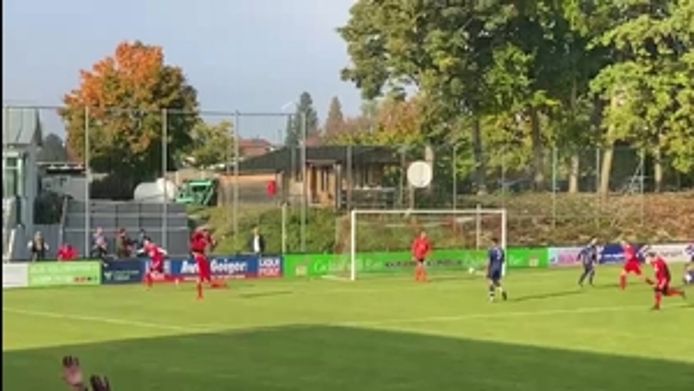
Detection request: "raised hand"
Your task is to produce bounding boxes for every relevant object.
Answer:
[62,356,85,391]
[90,375,111,391]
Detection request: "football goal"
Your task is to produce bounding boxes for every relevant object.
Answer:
[335,208,507,281]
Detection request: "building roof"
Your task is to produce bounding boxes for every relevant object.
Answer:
[238,145,401,173]
[238,138,273,149]
[2,108,43,147]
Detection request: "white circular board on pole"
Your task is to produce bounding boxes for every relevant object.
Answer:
[407,161,433,188]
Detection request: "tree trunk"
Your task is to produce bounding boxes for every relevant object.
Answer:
[654,146,663,193]
[567,78,579,194]
[568,153,580,193]
[530,107,545,191]
[424,145,435,198]
[598,94,619,195]
[599,144,614,195]
[471,117,487,195]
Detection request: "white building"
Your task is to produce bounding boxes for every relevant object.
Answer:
[3,108,43,260]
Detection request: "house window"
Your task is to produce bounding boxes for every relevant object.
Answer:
[3,157,19,198]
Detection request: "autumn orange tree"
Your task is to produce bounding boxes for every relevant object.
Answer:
[326,96,425,146]
[60,41,199,190]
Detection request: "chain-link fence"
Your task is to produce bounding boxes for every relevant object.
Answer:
[3,105,694,261]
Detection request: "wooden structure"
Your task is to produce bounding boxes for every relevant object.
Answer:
[235,146,402,209]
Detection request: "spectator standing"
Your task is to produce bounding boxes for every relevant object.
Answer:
[249,226,266,255]
[57,243,78,261]
[91,227,108,259]
[28,231,49,261]
[115,228,133,258]
[136,228,151,257]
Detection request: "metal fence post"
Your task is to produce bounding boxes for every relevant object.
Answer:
[640,148,645,227]
[552,147,557,231]
[233,111,240,236]
[84,106,90,256]
[281,202,287,254]
[161,108,168,250]
[300,111,307,253]
[475,203,481,250]
[452,145,457,210]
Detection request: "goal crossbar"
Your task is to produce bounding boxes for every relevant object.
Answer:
[349,208,508,281]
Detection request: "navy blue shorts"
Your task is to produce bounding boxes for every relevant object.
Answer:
[582,261,595,270]
[487,268,502,282]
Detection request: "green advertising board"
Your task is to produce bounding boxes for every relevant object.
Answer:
[28,261,102,287]
[285,249,493,278]
[507,248,549,268]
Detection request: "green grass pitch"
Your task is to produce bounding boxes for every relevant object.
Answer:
[3,266,693,390]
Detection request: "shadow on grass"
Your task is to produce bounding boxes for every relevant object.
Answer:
[511,290,583,303]
[4,326,693,391]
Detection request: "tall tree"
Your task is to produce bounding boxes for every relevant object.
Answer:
[182,120,235,169]
[590,0,693,193]
[324,96,345,137]
[340,1,522,194]
[38,134,68,162]
[285,91,319,147]
[60,41,199,189]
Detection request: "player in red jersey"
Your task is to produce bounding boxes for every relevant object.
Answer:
[143,239,167,288]
[190,227,225,299]
[619,240,647,290]
[646,252,686,310]
[411,230,432,282]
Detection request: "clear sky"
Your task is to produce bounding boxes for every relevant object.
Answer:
[2,0,361,142]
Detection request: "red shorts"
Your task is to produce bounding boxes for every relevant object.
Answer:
[655,279,670,293]
[623,260,642,275]
[150,260,164,274]
[195,254,212,281]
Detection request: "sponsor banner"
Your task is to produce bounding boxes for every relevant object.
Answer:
[3,263,29,288]
[284,254,335,278]
[649,244,691,263]
[284,249,523,278]
[599,244,627,265]
[507,248,549,268]
[28,261,101,287]
[258,256,283,278]
[102,259,145,284]
[548,247,583,267]
[359,250,489,273]
[168,255,282,280]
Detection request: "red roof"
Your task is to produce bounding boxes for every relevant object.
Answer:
[238,138,273,149]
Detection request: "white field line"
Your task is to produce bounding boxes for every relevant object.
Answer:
[4,304,664,335]
[2,307,212,333]
[333,304,649,327]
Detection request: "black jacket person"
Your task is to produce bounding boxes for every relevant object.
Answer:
[248,227,266,255]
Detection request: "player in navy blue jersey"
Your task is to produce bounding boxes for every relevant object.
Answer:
[578,237,599,287]
[684,243,694,284]
[487,238,507,302]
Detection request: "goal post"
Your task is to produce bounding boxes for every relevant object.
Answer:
[348,208,507,281]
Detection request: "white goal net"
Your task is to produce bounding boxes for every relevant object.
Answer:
[331,208,507,281]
